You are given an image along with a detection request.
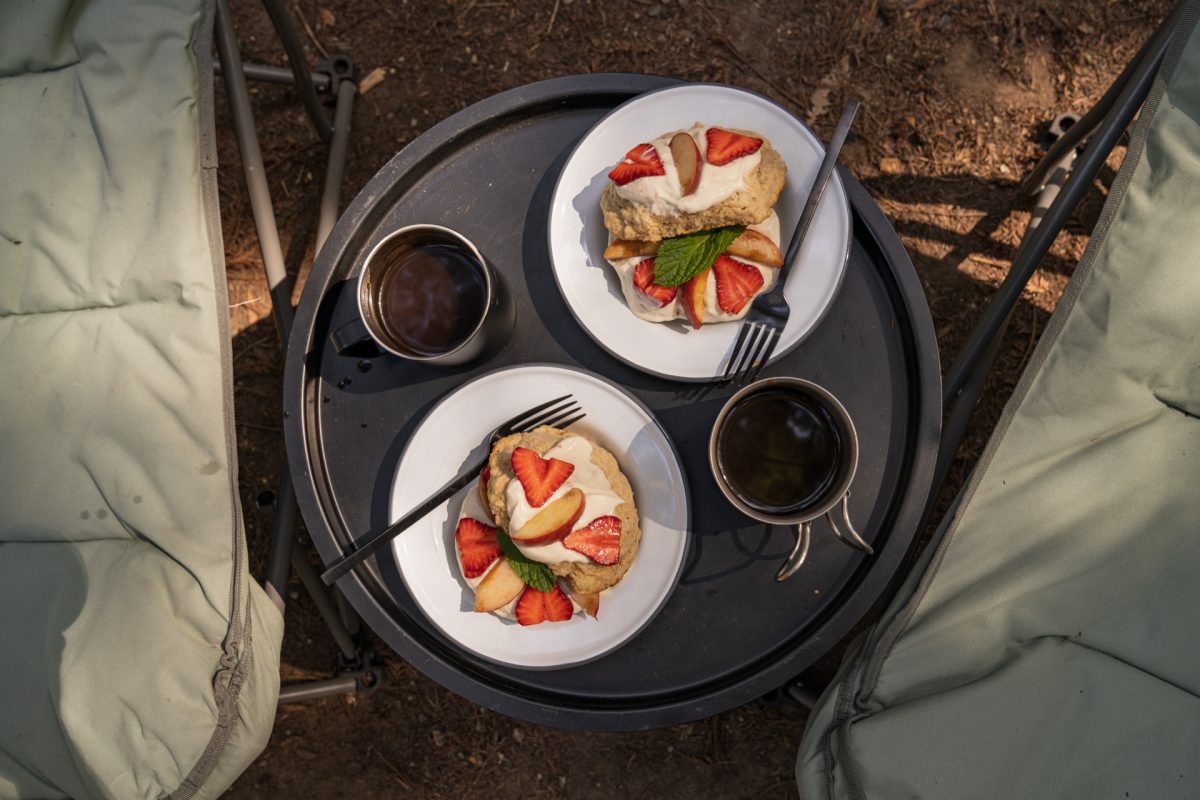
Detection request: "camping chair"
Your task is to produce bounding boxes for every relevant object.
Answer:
[796,0,1200,796]
[0,0,365,796]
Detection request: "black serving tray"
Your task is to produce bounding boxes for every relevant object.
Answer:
[283,74,941,730]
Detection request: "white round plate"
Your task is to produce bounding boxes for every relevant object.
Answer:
[389,364,690,669]
[548,83,852,382]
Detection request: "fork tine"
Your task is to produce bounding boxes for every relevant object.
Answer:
[721,322,754,382]
[730,323,767,385]
[518,398,580,432]
[535,410,586,432]
[500,394,572,434]
[744,327,782,386]
[737,326,776,387]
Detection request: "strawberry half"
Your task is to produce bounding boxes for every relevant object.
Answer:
[562,515,622,565]
[515,584,575,626]
[632,258,677,307]
[608,143,666,185]
[712,254,764,314]
[511,447,574,507]
[705,128,764,166]
[478,466,493,517]
[454,517,502,579]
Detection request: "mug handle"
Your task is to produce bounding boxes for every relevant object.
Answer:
[775,521,812,582]
[825,492,874,554]
[330,317,383,357]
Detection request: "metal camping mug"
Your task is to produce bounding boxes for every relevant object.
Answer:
[708,377,873,582]
[330,224,514,365]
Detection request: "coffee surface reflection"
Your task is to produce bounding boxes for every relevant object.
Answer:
[375,242,487,356]
[715,388,841,515]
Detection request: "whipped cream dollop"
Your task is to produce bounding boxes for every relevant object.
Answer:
[614,123,762,215]
[606,212,781,325]
[504,435,624,565]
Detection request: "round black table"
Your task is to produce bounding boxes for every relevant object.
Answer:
[283,74,941,731]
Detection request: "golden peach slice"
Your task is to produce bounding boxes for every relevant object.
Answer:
[510,488,585,545]
[726,230,784,268]
[680,269,709,330]
[670,132,702,196]
[473,559,525,613]
[603,239,660,260]
[566,587,600,618]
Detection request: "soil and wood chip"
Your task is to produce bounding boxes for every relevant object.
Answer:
[220,1,1170,797]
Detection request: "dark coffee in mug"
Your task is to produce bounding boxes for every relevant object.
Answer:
[372,238,488,357]
[714,388,842,515]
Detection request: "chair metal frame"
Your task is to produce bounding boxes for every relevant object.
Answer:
[780,0,1190,710]
[214,0,377,703]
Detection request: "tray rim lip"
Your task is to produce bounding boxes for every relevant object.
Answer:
[281,73,942,730]
[386,360,693,671]
[545,80,853,382]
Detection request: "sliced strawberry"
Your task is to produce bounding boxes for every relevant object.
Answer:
[632,258,677,307]
[705,127,764,166]
[608,143,666,185]
[454,517,502,579]
[511,447,574,507]
[514,585,575,626]
[478,465,492,514]
[712,254,764,314]
[563,515,622,565]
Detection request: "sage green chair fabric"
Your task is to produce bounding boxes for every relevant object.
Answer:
[796,5,1200,798]
[0,0,283,797]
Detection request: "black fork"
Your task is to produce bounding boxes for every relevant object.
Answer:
[321,394,585,584]
[721,100,859,386]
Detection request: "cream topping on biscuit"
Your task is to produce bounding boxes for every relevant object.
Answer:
[606,212,781,324]
[505,435,623,565]
[614,123,762,215]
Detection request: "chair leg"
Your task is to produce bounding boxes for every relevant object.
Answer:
[257,0,335,142]
[939,0,1183,409]
[317,75,358,254]
[218,0,372,702]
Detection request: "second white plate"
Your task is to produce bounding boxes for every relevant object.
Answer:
[389,364,690,669]
[547,83,852,381]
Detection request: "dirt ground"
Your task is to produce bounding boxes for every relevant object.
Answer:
[218,1,1170,797]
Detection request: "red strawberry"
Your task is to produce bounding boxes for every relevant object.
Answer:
[454,517,502,579]
[515,585,576,626]
[705,127,764,166]
[511,447,574,507]
[632,258,677,307]
[562,515,622,565]
[712,254,764,314]
[478,466,493,516]
[608,143,666,185]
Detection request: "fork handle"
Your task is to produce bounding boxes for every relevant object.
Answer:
[778,100,860,285]
[320,455,488,585]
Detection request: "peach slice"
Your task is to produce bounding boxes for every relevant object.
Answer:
[564,585,600,618]
[510,488,585,545]
[680,269,709,330]
[603,239,661,260]
[473,559,525,612]
[726,230,784,268]
[478,467,492,520]
[670,132,702,196]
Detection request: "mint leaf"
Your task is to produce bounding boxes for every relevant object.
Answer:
[653,226,745,287]
[496,528,555,592]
